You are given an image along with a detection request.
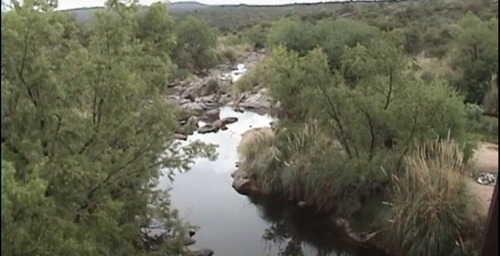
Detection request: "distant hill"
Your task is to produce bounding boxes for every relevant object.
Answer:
[60,1,212,23]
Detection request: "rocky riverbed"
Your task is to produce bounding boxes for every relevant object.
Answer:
[166,51,275,140]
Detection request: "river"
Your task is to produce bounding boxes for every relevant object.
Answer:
[159,107,387,256]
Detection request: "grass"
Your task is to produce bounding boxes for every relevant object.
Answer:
[239,126,484,256]
[381,138,482,256]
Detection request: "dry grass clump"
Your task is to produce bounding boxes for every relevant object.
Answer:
[383,138,482,256]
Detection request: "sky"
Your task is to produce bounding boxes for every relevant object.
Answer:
[56,0,327,11]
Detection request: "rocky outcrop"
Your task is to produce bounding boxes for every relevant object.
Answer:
[231,169,260,196]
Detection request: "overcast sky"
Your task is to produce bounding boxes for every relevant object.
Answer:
[56,0,327,11]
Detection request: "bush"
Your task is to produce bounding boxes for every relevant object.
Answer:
[383,139,482,256]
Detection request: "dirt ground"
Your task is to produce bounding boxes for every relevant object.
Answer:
[468,142,498,221]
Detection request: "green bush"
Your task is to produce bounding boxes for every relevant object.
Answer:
[383,138,482,256]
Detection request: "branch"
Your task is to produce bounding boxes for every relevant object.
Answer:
[315,82,353,157]
[383,66,393,110]
[362,110,376,160]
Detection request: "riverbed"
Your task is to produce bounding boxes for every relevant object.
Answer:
[159,107,386,256]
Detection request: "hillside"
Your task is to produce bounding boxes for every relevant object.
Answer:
[61,1,211,23]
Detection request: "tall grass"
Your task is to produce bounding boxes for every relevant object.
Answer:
[239,129,283,194]
[382,138,482,256]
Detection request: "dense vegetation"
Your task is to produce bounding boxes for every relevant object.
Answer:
[1,1,217,255]
[2,0,498,256]
[235,0,497,256]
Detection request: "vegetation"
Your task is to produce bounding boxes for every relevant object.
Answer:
[3,0,498,255]
[1,1,216,255]
[237,1,498,255]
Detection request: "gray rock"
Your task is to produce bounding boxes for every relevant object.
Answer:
[174,134,188,141]
[197,125,219,134]
[232,170,259,196]
[181,102,204,115]
[183,237,196,246]
[204,108,220,121]
[239,92,272,110]
[199,79,220,97]
[192,248,214,256]
[221,117,238,125]
[233,107,245,113]
[297,201,307,207]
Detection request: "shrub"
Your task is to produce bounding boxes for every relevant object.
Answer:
[383,139,482,256]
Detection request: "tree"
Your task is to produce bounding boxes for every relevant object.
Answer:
[449,12,498,104]
[1,1,215,255]
[172,16,217,73]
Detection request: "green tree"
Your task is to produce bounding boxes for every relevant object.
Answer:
[449,12,498,104]
[266,18,314,56]
[1,1,215,255]
[172,16,217,73]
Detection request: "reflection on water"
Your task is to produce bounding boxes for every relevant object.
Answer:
[249,195,389,256]
[159,107,388,256]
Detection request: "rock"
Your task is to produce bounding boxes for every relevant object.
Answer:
[239,91,272,110]
[174,134,188,141]
[220,125,228,131]
[192,248,214,256]
[204,108,220,121]
[297,201,307,207]
[181,102,204,115]
[232,170,259,196]
[233,107,245,113]
[211,119,224,129]
[183,237,196,246]
[199,79,219,97]
[196,94,219,104]
[221,117,238,125]
[197,125,218,134]
[183,78,220,99]
[188,228,196,237]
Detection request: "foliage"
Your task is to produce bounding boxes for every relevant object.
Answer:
[383,138,482,256]
[465,103,498,143]
[448,12,498,104]
[241,38,476,255]
[172,15,217,73]
[1,1,216,255]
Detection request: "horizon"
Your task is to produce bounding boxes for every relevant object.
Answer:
[56,0,339,11]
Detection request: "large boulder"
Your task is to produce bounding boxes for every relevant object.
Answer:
[203,108,220,121]
[183,78,220,99]
[239,89,272,110]
[180,102,205,115]
[231,169,260,196]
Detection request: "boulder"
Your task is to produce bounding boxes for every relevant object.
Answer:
[183,78,220,99]
[239,90,272,110]
[204,108,220,121]
[192,248,214,256]
[231,170,259,196]
[221,117,238,125]
[174,134,188,141]
[180,102,204,115]
[197,125,218,134]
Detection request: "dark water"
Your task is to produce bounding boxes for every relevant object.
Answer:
[159,107,388,256]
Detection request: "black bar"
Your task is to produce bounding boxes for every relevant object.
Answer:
[479,180,498,256]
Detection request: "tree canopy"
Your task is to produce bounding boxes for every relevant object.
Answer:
[1,1,215,255]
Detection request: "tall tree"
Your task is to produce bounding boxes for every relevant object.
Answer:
[1,1,215,255]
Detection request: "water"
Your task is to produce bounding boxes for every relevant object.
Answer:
[159,107,388,256]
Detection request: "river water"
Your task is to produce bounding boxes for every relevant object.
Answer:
[159,107,387,256]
